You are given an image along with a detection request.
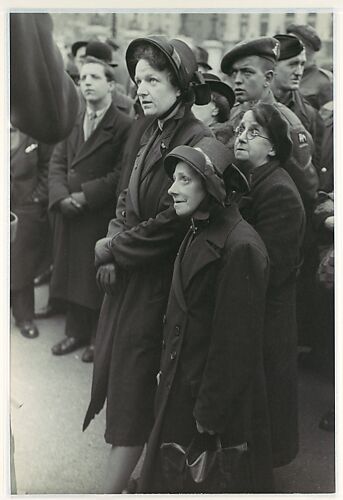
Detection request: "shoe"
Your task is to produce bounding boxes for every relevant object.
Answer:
[17,321,39,339]
[34,266,52,287]
[35,303,60,319]
[51,336,85,356]
[81,345,94,363]
[319,408,335,432]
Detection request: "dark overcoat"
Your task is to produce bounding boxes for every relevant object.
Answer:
[240,160,306,467]
[11,133,53,290]
[138,205,274,493]
[83,104,212,444]
[48,104,133,310]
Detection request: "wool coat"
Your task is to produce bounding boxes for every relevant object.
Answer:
[240,159,306,467]
[48,104,133,310]
[83,104,213,444]
[11,133,53,290]
[138,204,274,493]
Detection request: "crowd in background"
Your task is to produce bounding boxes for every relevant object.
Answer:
[10,12,334,494]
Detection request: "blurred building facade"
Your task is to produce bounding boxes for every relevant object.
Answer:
[51,11,333,73]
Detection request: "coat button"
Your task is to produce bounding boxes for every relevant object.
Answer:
[170,351,177,360]
[321,167,327,173]
[121,210,126,217]
[175,325,181,336]
[162,314,167,324]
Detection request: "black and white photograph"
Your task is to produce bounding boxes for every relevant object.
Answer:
[3,4,339,497]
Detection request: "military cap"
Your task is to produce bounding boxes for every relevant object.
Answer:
[164,137,231,204]
[274,34,305,61]
[221,36,280,75]
[193,46,212,70]
[71,40,88,57]
[286,24,322,52]
[202,73,235,109]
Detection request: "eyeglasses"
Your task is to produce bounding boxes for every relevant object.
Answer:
[234,125,271,142]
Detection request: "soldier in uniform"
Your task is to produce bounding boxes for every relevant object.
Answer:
[220,36,318,207]
[286,23,333,111]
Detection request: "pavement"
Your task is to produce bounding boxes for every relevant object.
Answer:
[9,284,335,495]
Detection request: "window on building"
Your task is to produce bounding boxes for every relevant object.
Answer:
[307,12,317,28]
[260,13,270,36]
[240,13,250,38]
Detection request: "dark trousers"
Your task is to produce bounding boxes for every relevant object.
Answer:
[65,302,99,344]
[11,284,34,324]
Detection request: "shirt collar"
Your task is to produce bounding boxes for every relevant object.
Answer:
[86,100,111,119]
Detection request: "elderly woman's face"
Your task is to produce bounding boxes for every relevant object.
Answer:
[234,110,275,167]
[168,161,207,218]
[135,59,181,117]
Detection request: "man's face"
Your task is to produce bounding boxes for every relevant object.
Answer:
[80,63,113,105]
[274,50,306,91]
[228,56,271,103]
[74,46,86,72]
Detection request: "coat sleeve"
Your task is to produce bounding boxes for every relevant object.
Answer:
[10,13,79,144]
[253,181,305,288]
[193,241,269,434]
[31,143,54,203]
[48,140,70,210]
[80,117,133,209]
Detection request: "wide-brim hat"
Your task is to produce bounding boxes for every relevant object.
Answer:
[164,137,232,204]
[71,40,88,57]
[85,41,118,67]
[202,73,235,109]
[221,36,280,75]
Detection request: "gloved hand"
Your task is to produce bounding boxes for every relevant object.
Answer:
[59,196,83,217]
[96,263,117,295]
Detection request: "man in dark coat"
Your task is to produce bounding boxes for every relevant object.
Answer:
[221,36,319,209]
[286,23,333,111]
[49,56,132,362]
[10,129,54,338]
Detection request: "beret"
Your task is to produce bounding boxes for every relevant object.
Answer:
[202,73,235,109]
[274,34,305,61]
[221,36,280,75]
[71,40,88,57]
[286,24,322,52]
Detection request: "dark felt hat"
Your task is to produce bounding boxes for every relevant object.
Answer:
[126,36,211,104]
[71,40,88,57]
[274,34,305,61]
[164,137,231,204]
[194,46,212,70]
[85,41,114,64]
[221,36,280,75]
[202,73,235,109]
[286,24,322,52]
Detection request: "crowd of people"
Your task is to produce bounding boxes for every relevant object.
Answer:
[10,13,334,494]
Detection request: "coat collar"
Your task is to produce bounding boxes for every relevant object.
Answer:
[172,204,243,312]
[69,103,118,167]
[250,159,280,188]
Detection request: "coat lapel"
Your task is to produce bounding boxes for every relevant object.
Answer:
[71,105,117,168]
[171,230,192,313]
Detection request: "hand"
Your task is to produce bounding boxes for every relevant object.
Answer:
[196,420,215,435]
[59,197,83,217]
[95,237,113,267]
[324,216,334,231]
[71,191,87,207]
[96,263,116,295]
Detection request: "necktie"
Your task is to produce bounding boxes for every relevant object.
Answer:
[84,112,97,141]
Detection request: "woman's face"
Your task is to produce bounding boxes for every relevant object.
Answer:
[168,161,207,218]
[234,110,275,167]
[135,59,181,117]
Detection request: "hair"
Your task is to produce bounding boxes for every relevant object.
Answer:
[250,102,292,163]
[211,91,231,123]
[128,42,180,89]
[81,56,115,82]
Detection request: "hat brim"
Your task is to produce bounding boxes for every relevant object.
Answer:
[71,41,88,57]
[207,80,235,108]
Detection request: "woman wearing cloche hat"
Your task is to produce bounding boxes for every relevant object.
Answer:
[83,35,212,493]
[138,136,274,493]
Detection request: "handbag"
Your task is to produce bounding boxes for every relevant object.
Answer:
[160,433,253,493]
